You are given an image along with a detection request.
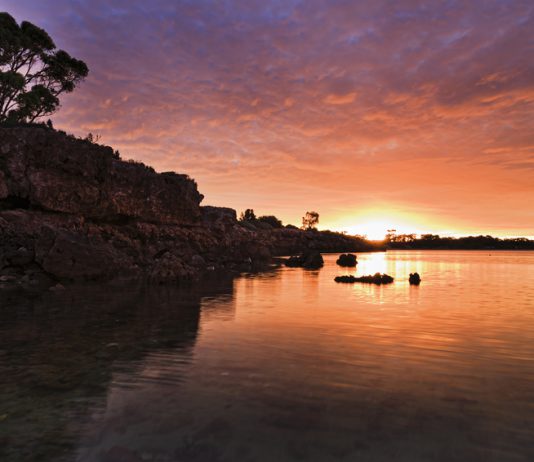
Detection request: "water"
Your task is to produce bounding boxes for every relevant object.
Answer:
[1,251,534,461]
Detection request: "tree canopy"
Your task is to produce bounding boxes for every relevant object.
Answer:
[0,12,88,123]
[257,215,283,228]
[302,211,319,230]
[239,209,257,222]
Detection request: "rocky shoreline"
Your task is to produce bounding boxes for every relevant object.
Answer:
[0,127,382,290]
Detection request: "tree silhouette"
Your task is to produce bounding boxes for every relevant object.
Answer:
[302,211,319,230]
[0,12,88,123]
[239,209,256,222]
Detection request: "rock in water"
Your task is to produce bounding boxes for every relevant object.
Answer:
[336,253,357,267]
[303,251,324,269]
[284,251,324,269]
[409,272,421,285]
[334,273,394,285]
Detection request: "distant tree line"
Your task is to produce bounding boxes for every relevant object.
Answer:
[386,232,534,250]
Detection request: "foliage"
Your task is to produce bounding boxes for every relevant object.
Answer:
[84,132,101,144]
[257,215,283,228]
[386,230,417,243]
[301,211,319,230]
[239,209,257,222]
[0,12,88,123]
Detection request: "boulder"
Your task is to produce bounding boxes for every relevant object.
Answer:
[284,251,324,269]
[336,253,357,267]
[409,272,421,285]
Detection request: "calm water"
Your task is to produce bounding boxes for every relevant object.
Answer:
[1,251,534,461]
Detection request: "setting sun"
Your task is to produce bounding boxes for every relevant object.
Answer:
[324,208,429,240]
[344,220,393,240]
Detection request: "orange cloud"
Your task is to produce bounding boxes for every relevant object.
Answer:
[323,92,358,105]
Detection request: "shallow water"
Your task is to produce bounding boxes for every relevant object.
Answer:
[1,251,534,461]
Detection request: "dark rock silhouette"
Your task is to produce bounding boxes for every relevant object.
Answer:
[285,251,324,269]
[409,272,421,285]
[336,253,357,267]
[334,273,394,285]
[0,127,202,223]
[0,127,384,288]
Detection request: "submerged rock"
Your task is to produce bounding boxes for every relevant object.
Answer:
[409,272,421,285]
[336,253,357,267]
[284,251,324,269]
[334,273,394,285]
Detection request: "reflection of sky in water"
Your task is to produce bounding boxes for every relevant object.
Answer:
[2,251,534,462]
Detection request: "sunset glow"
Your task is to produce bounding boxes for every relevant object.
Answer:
[4,1,534,237]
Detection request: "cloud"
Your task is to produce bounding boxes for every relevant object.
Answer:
[323,92,357,105]
[3,0,534,235]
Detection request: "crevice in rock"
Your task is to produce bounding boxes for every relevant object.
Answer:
[0,195,31,210]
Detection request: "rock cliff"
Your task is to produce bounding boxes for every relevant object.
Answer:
[0,127,379,289]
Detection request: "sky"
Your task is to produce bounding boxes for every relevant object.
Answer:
[4,0,534,238]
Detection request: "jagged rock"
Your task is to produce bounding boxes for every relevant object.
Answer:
[336,253,357,267]
[334,273,394,285]
[201,206,237,231]
[409,272,421,285]
[0,127,203,224]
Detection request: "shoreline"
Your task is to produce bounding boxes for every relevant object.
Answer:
[0,126,382,291]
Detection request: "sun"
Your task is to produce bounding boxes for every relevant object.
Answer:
[339,217,422,241]
[345,220,392,240]
[326,208,427,240]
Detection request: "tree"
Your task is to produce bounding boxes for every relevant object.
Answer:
[239,209,256,222]
[0,12,88,123]
[385,229,397,242]
[302,211,319,230]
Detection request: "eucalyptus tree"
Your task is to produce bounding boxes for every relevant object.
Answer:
[0,12,88,123]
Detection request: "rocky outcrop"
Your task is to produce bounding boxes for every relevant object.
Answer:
[0,127,381,289]
[0,128,202,224]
